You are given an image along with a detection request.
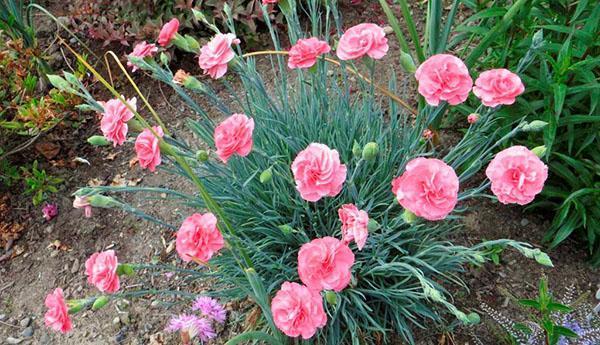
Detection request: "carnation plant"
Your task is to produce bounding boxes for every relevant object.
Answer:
[45,0,553,343]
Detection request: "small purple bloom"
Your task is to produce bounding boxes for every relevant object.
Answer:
[165,314,216,341]
[192,296,227,324]
[42,203,58,221]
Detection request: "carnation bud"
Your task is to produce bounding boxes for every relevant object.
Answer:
[259,167,273,184]
[531,145,547,158]
[87,135,110,146]
[159,52,170,66]
[454,311,470,324]
[352,141,362,158]
[424,286,444,302]
[127,119,144,132]
[88,195,119,208]
[467,113,480,124]
[399,51,416,74]
[534,251,553,267]
[402,209,417,224]
[361,142,379,161]
[467,312,481,324]
[196,150,209,162]
[278,224,293,236]
[92,296,110,310]
[325,291,337,305]
[367,219,380,231]
[182,76,207,92]
[521,120,548,132]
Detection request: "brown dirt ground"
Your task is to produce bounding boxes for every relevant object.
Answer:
[1,1,597,345]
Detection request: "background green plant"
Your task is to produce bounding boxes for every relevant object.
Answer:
[453,0,600,265]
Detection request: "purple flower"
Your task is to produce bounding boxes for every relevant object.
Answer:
[165,314,216,341]
[42,203,58,221]
[192,296,227,324]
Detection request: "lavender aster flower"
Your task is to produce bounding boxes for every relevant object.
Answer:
[166,314,216,341]
[192,296,227,323]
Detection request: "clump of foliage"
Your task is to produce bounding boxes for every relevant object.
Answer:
[452,0,600,264]
[478,278,600,345]
[67,0,278,46]
[21,160,63,206]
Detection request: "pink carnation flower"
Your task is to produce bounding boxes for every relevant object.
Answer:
[271,281,327,339]
[44,288,72,334]
[176,213,224,263]
[291,143,347,202]
[135,126,164,172]
[415,54,473,106]
[98,97,136,146]
[42,203,58,221]
[157,18,179,47]
[298,237,355,292]
[198,33,240,79]
[73,195,92,218]
[262,0,278,3]
[392,158,459,221]
[485,146,548,205]
[127,41,158,72]
[336,23,389,61]
[85,250,120,293]
[214,114,254,163]
[338,204,369,250]
[288,37,331,69]
[473,68,525,107]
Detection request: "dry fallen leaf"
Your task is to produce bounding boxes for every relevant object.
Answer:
[104,151,118,161]
[47,239,71,251]
[87,178,104,187]
[129,156,139,169]
[35,142,60,160]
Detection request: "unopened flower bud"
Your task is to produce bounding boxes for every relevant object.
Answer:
[196,149,209,162]
[87,135,110,146]
[531,145,547,158]
[362,142,379,161]
[92,296,110,310]
[521,120,548,132]
[182,76,206,92]
[399,51,416,73]
[259,167,273,184]
[127,119,144,132]
[402,209,417,224]
[467,312,481,324]
[467,113,479,124]
[116,263,135,276]
[325,291,337,305]
[159,52,170,66]
[172,69,190,85]
[352,141,361,158]
[534,251,553,267]
[278,224,293,236]
[88,195,119,208]
[67,300,86,314]
[367,219,380,231]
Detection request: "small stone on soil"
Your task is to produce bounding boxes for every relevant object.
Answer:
[520,218,530,226]
[0,314,6,321]
[70,258,80,274]
[6,337,23,344]
[19,317,31,327]
[21,326,33,338]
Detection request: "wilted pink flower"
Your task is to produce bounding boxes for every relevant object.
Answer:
[415,54,473,106]
[473,68,525,107]
[338,204,369,250]
[271,282,327,339]
[98,97,136,146]
[467,113,479,124]
[166,314,216,342]
[176,213,224,263]
[288,37,331,69]
[336,23,388,61]
[135,126,164,172]
[422,129,434,140]
[127,41,158,72]
[485,146,548,205]
[44,288,72,334]
[73,195,92,218]
[173,69,190,85]
[157,18,179,47]
[392,158,459,221]
[214,114,254,163]
[298,237,355,292]
[192,296,227,324]
[291,143,347,202]
[198,33,240,79]
[85,250,120,293]
[42,203,58,221]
